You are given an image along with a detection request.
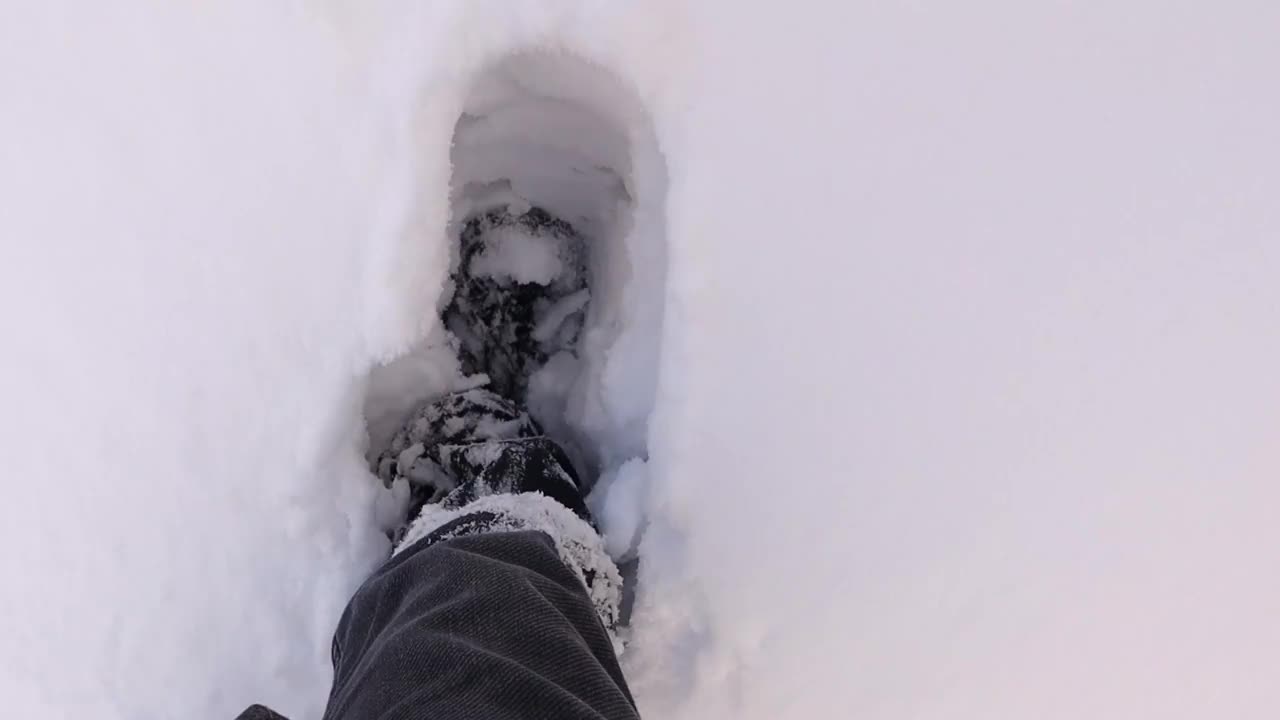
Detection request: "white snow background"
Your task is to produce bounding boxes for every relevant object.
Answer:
[2,1,1278,718]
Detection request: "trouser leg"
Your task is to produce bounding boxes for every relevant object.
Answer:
[322,523,639,720]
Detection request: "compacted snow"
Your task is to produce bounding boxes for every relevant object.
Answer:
[2,2,1279,719]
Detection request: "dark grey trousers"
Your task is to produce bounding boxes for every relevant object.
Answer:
[238,520,639,720]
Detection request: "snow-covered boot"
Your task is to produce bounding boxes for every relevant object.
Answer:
[374,388,589,541]
[442,206,589,400]
[375,205,594,542]
[368,205,619,630]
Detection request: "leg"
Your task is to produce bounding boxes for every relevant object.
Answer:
[327,390,636,719]
[237,393,636,720]
[323,527,636,720]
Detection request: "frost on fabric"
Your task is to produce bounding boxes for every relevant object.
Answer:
[394,492,624,634]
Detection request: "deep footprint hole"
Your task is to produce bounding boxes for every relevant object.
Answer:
[365,50,668,573]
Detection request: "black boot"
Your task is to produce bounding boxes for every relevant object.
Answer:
[374,205,593,542]
[443,206,589,401]
[375,388,589,543]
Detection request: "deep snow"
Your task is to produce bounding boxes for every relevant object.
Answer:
[2,1,1279,719]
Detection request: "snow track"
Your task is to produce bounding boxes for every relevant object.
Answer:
[448,51,668,478]
[363,48,668,539]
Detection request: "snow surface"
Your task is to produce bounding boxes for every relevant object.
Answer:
[3,2,1279,719]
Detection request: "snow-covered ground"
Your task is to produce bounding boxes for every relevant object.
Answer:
[2,2,1278,718]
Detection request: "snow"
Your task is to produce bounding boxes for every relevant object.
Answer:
[2,1,1279,719]
[468,224,567,284]
[533,289,590,343]
[589,458,649,562]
